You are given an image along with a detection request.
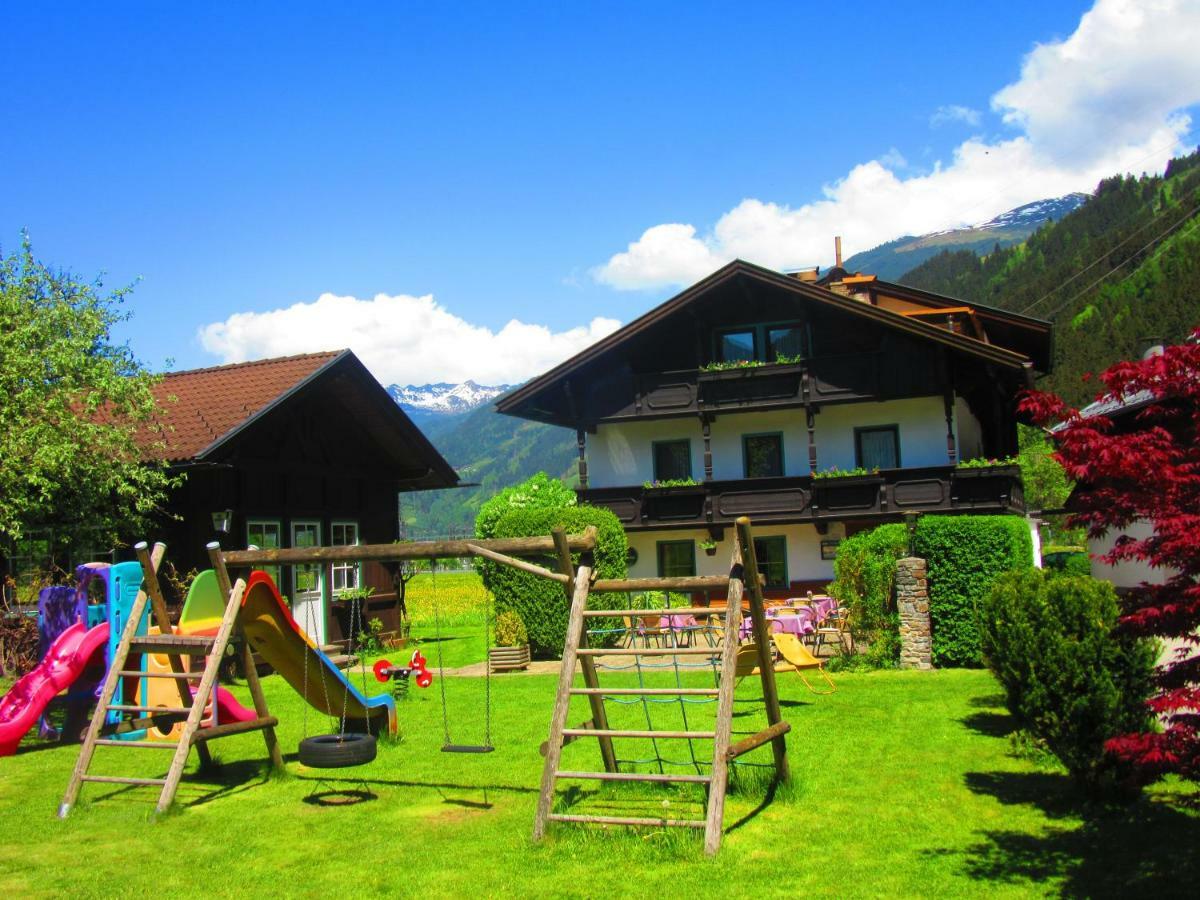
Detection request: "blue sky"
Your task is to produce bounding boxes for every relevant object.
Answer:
[3,1,1197,385]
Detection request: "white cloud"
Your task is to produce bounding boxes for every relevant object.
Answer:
[930,105,982,128]
[594,0,1200,290]
[198,292,621,386]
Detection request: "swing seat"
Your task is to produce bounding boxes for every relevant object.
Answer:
[441,743,495,754]
[298,733,377,768]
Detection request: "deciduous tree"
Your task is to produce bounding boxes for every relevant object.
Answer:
[0,235,173,560]
[1020,331,1200,781]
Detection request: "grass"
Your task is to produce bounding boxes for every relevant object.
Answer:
[2,578,1199,897]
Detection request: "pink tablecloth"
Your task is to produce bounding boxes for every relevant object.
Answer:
[740,609,816,640]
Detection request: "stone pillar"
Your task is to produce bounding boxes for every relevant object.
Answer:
[896,557,932,670]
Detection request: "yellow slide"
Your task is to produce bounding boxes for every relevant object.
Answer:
[239,571,397,736]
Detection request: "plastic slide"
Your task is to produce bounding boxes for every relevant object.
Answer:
[0,621,109,757]
[240,571,397,736]
[210,686,257,724]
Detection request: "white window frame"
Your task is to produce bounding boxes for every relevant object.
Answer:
[330,520,361,594]
[245,519,283,587]
[289,520,324,602]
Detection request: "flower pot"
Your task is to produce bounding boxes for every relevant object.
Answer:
[488,644,531,674]
[702,545,718,557]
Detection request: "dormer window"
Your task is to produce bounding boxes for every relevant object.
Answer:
[714,322,805,364]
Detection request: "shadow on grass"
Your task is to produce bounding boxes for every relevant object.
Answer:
[960,711,1018,739]
[935,770,1200,895]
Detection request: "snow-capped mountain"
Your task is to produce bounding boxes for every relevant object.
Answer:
[842,192,1090,280]
[389,381,511,420]
[975,193,1088,230]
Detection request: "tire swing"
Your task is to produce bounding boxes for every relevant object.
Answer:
[297,591,377,782]
[430,559,494,753]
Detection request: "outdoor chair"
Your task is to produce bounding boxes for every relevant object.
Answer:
[812,602,852,657]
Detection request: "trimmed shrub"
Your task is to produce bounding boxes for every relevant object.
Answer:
[487,505,627,657]
[493,610,528,647]
[980,569,1157,793]
[826,523,909,668]
[914,515,1032,667]
[474,472,576,541]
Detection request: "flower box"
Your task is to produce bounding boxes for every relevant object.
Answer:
[488,644,531,674]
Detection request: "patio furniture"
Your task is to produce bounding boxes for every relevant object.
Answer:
[812,602,852,657]
[733,633,835,694]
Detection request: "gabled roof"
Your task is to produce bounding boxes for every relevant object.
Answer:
[143,351,342,462]
[140,350,459,490]
[498,259,1041,416]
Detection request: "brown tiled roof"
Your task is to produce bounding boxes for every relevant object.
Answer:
[140,351,344,463]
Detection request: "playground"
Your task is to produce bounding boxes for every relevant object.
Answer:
[1,526,1198,896]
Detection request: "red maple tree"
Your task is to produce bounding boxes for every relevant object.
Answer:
[1020,330,1200,782]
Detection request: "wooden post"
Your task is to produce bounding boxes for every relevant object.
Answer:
[576,429,588,490]
[734,517,790,784]
[134,542,213,769]
[703,544,745,855]
[207,543,284,773]
[552,528,616,773]
[533,563,594,841]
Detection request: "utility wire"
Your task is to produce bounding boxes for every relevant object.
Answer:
[1018,198,1190,315]
[1034,205,1200,324]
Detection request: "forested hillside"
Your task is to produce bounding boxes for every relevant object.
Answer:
[901,150,1200,405]
[400,403,576,537]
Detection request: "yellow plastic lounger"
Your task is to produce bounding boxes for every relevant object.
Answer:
[735,634,836,694]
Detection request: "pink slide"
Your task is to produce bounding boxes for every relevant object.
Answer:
[207,686,257,724]
[0,621,109,757]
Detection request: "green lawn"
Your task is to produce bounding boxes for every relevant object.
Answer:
[3,664,1198,897]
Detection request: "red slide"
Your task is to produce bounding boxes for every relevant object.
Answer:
[0,621,109,757]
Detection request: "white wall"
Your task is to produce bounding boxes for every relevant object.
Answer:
[1089,521,1175,589]
[589,396,957,488]
[589,418,704,485]
[625,522,839,586]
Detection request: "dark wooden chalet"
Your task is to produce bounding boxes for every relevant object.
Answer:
[498,259,1052,592]
[139,350,458,644]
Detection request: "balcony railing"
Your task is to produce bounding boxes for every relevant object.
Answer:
[577,464,1024,530]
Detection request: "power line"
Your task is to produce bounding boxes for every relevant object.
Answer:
[1034,204,1200,324]
[1018,197,1187,315]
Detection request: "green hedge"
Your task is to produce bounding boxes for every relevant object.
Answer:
[913,515,1033,667]
[827,523,909,668]
[980,569,1156,792]
[486,505,627,657]
[474,471,576,541]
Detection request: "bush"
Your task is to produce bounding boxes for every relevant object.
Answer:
[826,523,909,668]
[494,610,528,647]
[486,505,627,657]
[474,472,577,541]
[980,569,1157,793]
[914,515,1032,666]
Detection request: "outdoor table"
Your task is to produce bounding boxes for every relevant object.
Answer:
[739,609,815,641]
[659,613,700,646]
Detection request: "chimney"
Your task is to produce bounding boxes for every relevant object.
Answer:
[789,266,819,282]
[834,236,843,268]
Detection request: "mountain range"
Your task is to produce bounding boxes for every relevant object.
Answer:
[842,193,1088,280]
[389,380,511,423]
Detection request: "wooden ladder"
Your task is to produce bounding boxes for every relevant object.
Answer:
[59,542,283,817]
[532,517,790,855]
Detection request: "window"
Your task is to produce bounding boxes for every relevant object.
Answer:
[753,536,788,590]
[330,521,360,593]
[652,439,692,482]
[743,433,784,478]
[767,325,805,360]
[855,426,901,470]
[714,321,805,363]
[246,520,282,587]
[656,540,696,578]
[717,329,757,363]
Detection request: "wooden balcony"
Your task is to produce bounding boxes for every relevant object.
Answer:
[577,465,1024,530]
[607,351,938,422]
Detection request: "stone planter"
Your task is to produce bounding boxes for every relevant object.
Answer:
[488,644,531,673]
